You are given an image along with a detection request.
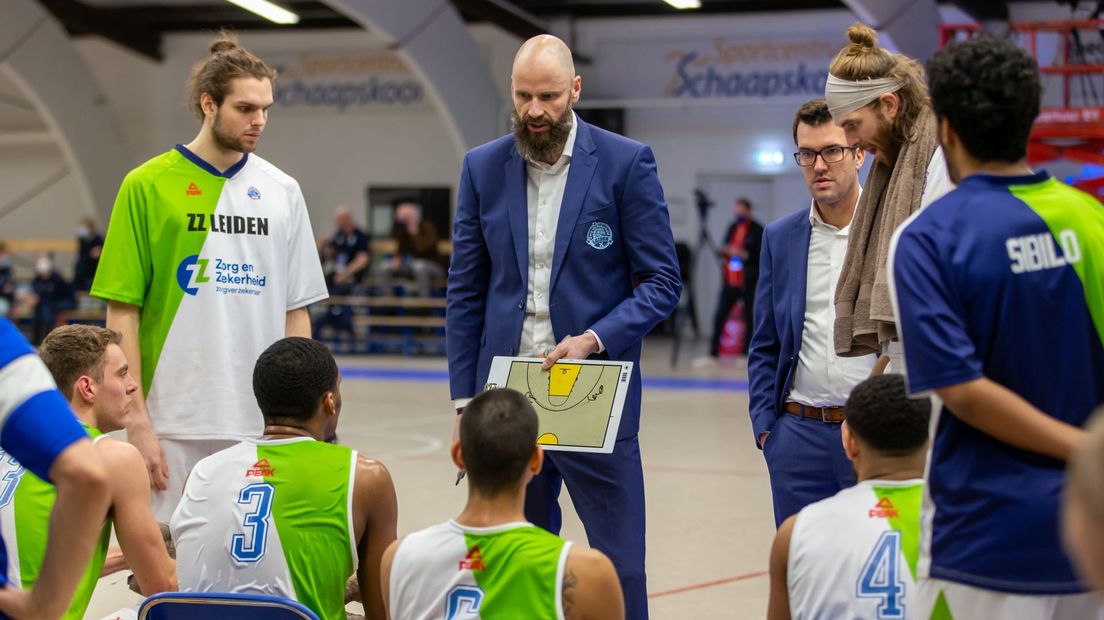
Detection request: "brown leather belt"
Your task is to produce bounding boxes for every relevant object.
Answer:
[785,402,846,423]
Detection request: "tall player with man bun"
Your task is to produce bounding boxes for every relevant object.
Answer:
[92,33,328,521]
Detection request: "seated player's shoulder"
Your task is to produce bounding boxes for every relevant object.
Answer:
[355,454,390,477]
[563,546,623,620]
[565,546,616,584]
[94,436,144,471]
[355,455,394,493]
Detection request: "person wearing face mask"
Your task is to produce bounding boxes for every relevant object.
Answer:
[30,252,75,345]
[72,218,104,292]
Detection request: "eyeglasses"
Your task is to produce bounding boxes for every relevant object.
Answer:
[793,145,858,167]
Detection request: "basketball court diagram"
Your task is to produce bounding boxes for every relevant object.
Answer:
[487,357,633,453]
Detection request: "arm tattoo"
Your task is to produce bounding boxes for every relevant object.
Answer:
[562,567,579,619]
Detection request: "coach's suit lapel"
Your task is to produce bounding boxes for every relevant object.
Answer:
[790,215,812,348]
[505,146,529,287]
[550,120,597,292]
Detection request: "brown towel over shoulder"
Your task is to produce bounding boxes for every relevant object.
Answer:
[833,108,939,357]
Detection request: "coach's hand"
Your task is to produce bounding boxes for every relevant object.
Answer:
[130,423,169,491]
[542,333,600,370]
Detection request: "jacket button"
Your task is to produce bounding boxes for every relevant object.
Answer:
[517,302,523,309]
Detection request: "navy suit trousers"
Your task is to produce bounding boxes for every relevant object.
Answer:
[763,411,856,527]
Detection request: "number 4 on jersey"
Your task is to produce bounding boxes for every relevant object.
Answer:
[856,530,905,619]
[231,482,275,563]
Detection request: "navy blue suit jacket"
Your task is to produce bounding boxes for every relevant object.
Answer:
[747,208,813,443]
[446,119,682,439]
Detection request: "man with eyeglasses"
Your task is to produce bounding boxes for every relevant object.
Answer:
[748,98,878,527]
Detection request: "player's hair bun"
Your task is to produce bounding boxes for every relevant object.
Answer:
[846,23,879,52]
[210,37,238,55]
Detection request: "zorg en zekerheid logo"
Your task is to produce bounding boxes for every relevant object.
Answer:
[176,255,267,296]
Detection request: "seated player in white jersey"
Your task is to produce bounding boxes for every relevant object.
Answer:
[1064,407,1104,594]
[171,337,397,620]
[768,374,930,620]
[0,325,177,619]
[381,388,623,620]
[0,318,112,618]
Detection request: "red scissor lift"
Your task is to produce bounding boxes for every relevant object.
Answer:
[941,20,1104,198]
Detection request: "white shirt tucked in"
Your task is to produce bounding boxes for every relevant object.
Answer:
[787,197,876,407]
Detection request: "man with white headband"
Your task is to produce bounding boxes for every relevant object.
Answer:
[824,23,952,366]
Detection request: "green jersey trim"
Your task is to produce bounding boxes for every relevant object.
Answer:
[256,438,355,620]
[1010,178,1104,345]
[91,149,225,393]
[13,423,109,619]
[872,482,923,580]
[458,521,568,619]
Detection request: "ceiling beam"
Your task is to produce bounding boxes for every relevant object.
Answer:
[98,2,359,32]
[36,0,162,61]
[450,0,549,40]
[512,0,846,18]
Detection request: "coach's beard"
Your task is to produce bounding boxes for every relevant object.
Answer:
[512,107,573,164]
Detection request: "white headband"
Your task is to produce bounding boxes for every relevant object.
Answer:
[824,73,903,118]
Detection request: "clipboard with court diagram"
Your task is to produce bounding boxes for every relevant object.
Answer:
[485,356,634,454]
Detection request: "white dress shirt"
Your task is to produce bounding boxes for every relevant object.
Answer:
[787,197,877,407]
[517,112,604,357]
[454,113,601,410]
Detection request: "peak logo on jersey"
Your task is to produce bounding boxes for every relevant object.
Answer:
[186,182,203,196]
[459,546,486,571]
[176,254,210,296]
[246,458,275,477]
[869,497,899,519]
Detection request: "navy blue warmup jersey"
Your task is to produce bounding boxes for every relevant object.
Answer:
[889,172,1104,594]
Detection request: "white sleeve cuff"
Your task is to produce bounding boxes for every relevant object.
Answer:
[453,398,472,411]
[585,329,606,354]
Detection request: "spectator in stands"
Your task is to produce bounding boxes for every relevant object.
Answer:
[73,217,104,292]
[322,205,371,294]
[379,200,443,297]
[30,252,74,344]
[0,241,13,316]
[315,206,371,341]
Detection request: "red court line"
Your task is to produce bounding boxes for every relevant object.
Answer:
[648,571,768,599]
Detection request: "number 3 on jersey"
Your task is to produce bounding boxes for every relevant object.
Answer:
[0,453,25,509]
[856,530,905,619]
[231,482,274,563]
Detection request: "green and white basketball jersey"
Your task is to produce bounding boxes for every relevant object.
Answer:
[0,424,111,620]
[389,520,571,620]
[92,146,328,440]
[788,479,923,620]
[170,437,357,620]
